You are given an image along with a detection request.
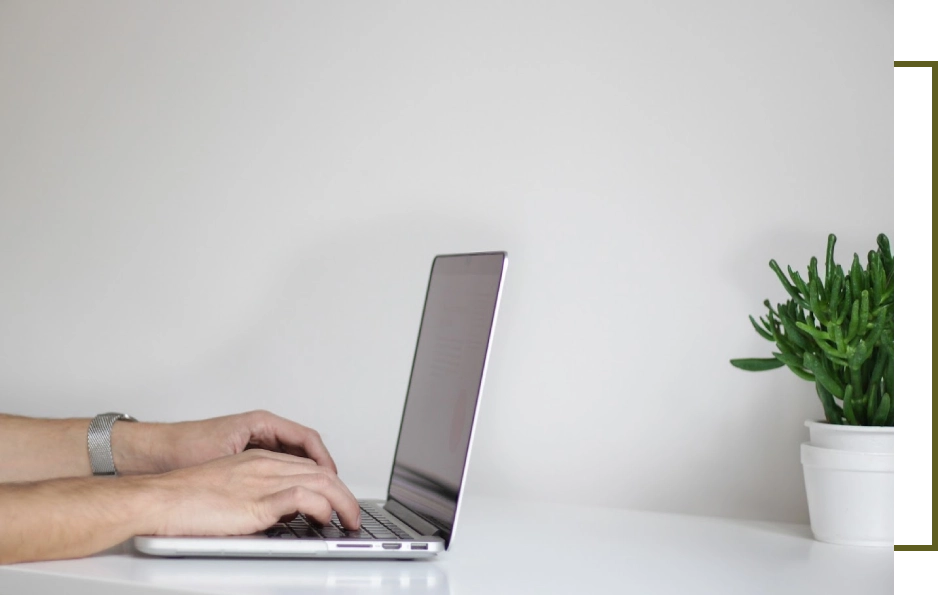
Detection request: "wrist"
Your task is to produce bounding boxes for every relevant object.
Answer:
[117,474,173,536]
[110,421,162,475]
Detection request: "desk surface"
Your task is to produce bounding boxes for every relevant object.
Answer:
[1,495,893,595]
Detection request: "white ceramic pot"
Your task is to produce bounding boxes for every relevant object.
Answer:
[801,421,894,547]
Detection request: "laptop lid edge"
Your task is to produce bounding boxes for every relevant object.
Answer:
[383,252,509,549]
[444,253,507,548]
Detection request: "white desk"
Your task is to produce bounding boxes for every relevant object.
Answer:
[0,496,893,595]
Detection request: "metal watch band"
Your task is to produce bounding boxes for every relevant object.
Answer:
[87,412,137,476]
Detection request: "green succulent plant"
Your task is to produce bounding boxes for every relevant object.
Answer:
[731,233,894,426]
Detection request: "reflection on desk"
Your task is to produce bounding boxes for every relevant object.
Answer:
[0,495,893,595]
[130,556,448,594]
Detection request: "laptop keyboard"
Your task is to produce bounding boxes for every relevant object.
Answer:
[264,502,414,540]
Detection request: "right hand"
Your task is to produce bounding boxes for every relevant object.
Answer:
[139,449,360,537]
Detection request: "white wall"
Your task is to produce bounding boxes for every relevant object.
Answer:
[0,0,892,524]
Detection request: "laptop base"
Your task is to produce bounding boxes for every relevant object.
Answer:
[134,500,445,559]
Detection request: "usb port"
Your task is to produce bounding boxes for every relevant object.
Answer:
[382,543,402,550]
[411,543,428,550]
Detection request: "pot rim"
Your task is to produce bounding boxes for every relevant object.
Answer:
[805,419,895,433]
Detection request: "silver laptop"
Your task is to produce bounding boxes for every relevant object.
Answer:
[135,251,508,559]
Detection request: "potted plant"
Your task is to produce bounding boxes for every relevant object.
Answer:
[731,233,894,546]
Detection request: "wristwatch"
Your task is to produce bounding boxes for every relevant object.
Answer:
[87,412,137,476]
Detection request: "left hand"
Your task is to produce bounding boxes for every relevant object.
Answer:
[112,410,338,475]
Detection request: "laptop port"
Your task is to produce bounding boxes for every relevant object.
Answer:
[411,543,429,550]
[382,543,402,550]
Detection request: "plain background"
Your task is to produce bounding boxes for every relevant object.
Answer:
[0,0,892,524]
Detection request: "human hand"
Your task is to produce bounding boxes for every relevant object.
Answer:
[137,449,360,536]
[113,410,337,476]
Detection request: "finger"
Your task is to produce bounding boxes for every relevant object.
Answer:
[282,472,360,530]
[265,487,333,526]
[244,451,358,509]
[243,448,318,468]
[250,413,338,473]
[317,471,358,520]
[246,442,284,454]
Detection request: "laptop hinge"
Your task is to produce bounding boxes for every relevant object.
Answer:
[383,499,443,537]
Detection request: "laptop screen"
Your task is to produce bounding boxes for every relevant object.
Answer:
[387,252,506,539]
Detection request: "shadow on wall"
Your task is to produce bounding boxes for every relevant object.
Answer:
[605,226,857,523]
[54,210,513,489]
[0,211,509,410]
[164,209,512,405]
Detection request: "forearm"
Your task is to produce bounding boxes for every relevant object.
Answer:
[0,415,92,482]
[0,414,160,482]
[0,475,162,564]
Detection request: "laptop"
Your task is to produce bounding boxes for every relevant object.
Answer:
[134,251,508,559]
